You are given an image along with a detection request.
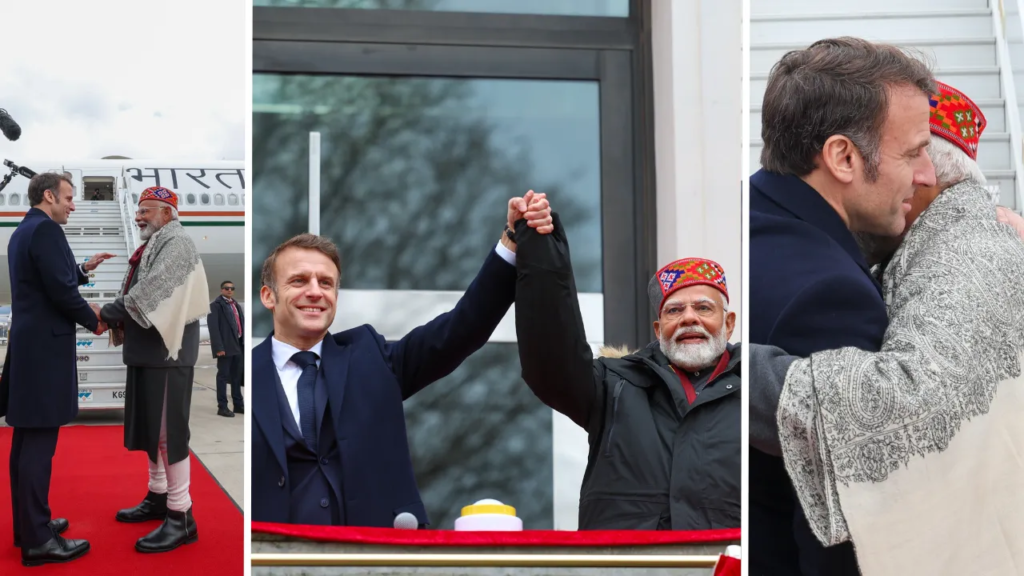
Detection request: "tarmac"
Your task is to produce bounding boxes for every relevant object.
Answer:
[0,345,244,508]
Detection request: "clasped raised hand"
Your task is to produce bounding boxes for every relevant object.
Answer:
[507,190,554,235]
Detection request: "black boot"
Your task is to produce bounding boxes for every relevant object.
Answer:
[116,491,168,523]
[135,507,198,553]
[21,534,90,567]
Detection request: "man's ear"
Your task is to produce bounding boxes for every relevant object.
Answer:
[819,135,858,184]
[724,311,736,341]
[260,285,276,312]
[653,319,660,341]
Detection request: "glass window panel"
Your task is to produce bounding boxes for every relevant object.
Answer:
[253,74,603,336]
[403,342,553,529]
[253,0,628,17]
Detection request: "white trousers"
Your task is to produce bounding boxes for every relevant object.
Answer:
[146,384,192,512]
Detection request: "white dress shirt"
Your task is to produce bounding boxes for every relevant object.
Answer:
[271,336,324,429]
[494,241,516,266]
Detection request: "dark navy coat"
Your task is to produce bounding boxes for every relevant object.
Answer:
[0,207,98,427]
[749,169,888,575]
[251,249,515,527]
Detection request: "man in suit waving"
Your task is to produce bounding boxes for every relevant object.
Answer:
[251,192,552,527]
[1,172,114,566]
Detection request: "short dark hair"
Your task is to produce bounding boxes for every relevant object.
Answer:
[760,37,936,180]
[27,172,73,207]
[220,280,235,288]
[261,233,342,291]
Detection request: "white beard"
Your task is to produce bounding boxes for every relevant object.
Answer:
[139,221,164,241]
[660,324,728,372]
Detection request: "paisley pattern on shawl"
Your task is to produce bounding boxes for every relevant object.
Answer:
[109,220,210,360]
[776,180,1024,546]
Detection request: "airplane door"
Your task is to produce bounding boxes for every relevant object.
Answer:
[61,169,83,199]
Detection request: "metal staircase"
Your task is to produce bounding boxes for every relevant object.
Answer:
[751,0,1024,213]
[70,198,130,410]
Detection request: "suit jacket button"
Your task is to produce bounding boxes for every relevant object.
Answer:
[278,476,285,487]
[320,498,329,508]
[320,457,328,465]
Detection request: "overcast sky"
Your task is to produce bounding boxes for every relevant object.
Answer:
[0,0,245,162]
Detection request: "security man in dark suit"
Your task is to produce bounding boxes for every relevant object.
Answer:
[208,280,244,417]
[0,172,114,566]
[748,38,938,575]
[251,192,552,527]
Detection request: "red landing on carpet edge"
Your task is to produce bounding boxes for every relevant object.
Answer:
[0,425,243,575]
[253,522,741,547]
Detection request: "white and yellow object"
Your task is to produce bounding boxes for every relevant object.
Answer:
[453,499,523,531]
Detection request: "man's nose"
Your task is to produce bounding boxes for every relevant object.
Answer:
[915,150,937,187]
[679,307,701,325]
[304,282,325,299]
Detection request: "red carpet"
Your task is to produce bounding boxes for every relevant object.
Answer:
[0,425,242,574]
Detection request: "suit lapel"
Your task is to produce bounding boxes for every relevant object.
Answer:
[253,336,287,476]
[320,335,351,437]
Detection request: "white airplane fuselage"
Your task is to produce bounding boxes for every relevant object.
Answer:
[0,159,245,305]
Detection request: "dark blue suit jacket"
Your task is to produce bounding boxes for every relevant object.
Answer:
[252,248,516,527]
[749,169,888,575]
[0,207,98,427]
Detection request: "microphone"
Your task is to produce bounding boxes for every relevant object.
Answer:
[393,512,419,530]
[0,109,21,141]
[3,160,35,179]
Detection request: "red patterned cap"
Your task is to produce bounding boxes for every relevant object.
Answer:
[929,81,986,160]
[139,186,178,210]
[648,258,729,314]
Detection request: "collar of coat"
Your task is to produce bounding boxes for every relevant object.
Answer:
[600,340,741,373]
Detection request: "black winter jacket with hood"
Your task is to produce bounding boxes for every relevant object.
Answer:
[514,215,741,530]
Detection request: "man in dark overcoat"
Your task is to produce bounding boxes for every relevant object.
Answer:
[2,171,113,566]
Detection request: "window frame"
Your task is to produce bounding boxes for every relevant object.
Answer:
[253,0,656,348]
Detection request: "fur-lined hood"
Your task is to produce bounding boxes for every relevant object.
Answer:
[598,344,636,359]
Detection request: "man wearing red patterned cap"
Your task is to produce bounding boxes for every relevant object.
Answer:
[753,81,1024,575]
[98,186,211,553]
[513,212,740,530]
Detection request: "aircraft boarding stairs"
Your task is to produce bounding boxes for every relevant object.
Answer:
[69,199,131,410]
[750,0,1024,214]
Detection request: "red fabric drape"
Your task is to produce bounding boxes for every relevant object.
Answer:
[713,555,742,576]
[252,522,739,547]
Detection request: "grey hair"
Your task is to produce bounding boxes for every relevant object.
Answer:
[931,135,986,188]
[169,207,179,221]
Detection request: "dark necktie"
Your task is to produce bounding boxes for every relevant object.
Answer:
[290,351,319,452]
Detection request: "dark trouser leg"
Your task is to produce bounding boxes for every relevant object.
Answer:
[229,354,243,410]
[15,427,60,549]
[10,427,24,546]
[215,356,231,410]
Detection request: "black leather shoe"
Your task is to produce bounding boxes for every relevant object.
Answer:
[135,507,198,553]
[116,491,168,523]
[21,535,90,567]
[233,406,244,415]
[217,407,235,417]
[14,518,69,547]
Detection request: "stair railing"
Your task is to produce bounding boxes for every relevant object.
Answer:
[118,174,141,253]
[992,1,1024,213]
